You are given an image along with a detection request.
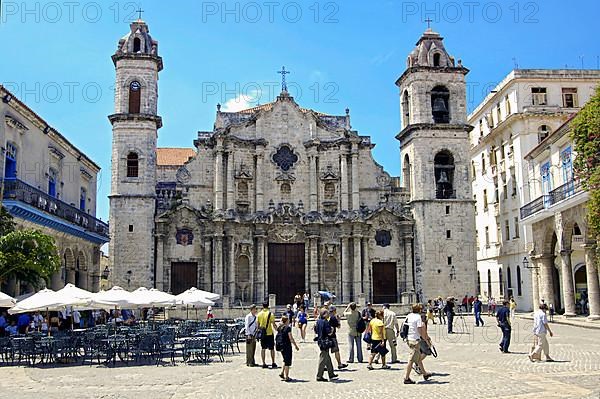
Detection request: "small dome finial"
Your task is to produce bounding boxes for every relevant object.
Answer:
[216,103,221,112]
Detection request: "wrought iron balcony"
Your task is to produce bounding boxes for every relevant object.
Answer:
[2,178,108,238]
[436,188,456,199]
[520,179,583,219]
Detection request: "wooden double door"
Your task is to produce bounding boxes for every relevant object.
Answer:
[171,262,198,295]
[372,262,397,304]
[268,243,305,305]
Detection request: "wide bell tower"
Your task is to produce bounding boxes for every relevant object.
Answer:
[396,28,476,301]
[108,18,162,289]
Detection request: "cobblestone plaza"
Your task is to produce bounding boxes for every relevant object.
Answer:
[1,316,599,399]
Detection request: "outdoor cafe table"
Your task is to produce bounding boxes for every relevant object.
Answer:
[101,336,129,366]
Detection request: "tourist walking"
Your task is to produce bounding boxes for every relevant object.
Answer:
[444,297,455,334]
[303,291,310,311]
[404,303,433,384]
[496,300,511,353]
[528,303,554,362]
[276,315,299,381]
[285,304,295,326]
[315,309,338,381]
[461,295,469,313]
[509,297,517,321]
[257,302,278,369]
[425,300,436,325]
[343,302,364,363]
[297,305,308,342]
[436,297,446,324]
[382,303,399,363]
[327,306,348,369]
[473,296,484,327]
[244,304,258,367]
[367,310,389,370]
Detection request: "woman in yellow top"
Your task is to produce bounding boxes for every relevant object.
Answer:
[367,310,389,370]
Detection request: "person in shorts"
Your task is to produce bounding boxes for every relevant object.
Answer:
[277,315,299,381]
[327,306,348,369]
[367,310,389,370]
[404,303,432,384]
[257,302,278,369]
[297,305,308,342]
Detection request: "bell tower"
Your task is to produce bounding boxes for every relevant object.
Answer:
[108,18,162,289]
[396,28,476,301]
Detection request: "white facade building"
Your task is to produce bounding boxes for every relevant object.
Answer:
[468,69,600,311]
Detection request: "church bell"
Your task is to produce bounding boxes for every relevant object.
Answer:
[432,97,448,114]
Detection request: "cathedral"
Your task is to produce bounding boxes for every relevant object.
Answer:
[108,19,476,305]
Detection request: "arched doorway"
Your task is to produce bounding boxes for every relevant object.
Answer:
[574,264,587,314]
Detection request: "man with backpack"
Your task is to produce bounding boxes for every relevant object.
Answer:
[344,302,364,363]
[257,302,278,369]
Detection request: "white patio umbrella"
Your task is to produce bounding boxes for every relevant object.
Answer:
[131,287,177,308]
[0,291,16,308]
[56,283,94,301]
[90,286,140,309]
[174,287,216,307]
[8,288,89,314]
[175,287,216,320]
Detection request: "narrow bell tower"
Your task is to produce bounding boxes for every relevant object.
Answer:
[108,17,163,289]
[396,28,476,301]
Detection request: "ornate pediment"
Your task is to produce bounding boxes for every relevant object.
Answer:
[320,164,339,181]
[5,115,28,134]
[176,166,192,184]
[275,172,296,182]
[234,163,253,180]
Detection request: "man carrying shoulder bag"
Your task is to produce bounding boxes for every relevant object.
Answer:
[244,304,258,367]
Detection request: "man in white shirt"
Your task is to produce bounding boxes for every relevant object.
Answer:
[529,303,554,362]
[404,303,432,384]
[244,304,258,367]
[382,304,399,363]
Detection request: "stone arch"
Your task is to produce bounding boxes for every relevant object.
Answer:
[64,248,76,284]
[434,150,455,199]
[431,85,450,123]
[76,250,88,290]
[402,89,410,126]
[403,154,411,191]
[133,37,142,53]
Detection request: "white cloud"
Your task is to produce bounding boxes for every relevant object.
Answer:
[221,89,262,112]
[370,50,396,66]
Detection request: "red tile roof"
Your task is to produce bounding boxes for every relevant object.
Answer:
[157,147,196,166]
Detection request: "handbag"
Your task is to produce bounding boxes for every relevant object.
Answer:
[318,336,334,351]
[362,331,372,344]
[255,312,270,340]
[375,342,389,356]
[419,340,432,356]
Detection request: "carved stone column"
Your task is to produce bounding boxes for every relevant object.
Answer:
[204,237,213,292]
[340,152,349,210]
[351,144,360,210]
[67,269,76,285]
[214,148,224,210]
[309,154,318,212]
[538,254,555,307]
[531,265,540,310]
[256,234,266,301]
[353,235,362,298]
[255,152,264,211]
[560,249,577,317]
[226,151,235,210]
[51,272,63,290]
[583,242,600,320]
[213,234,224,296]
[341,235,351,302]
[309,236,319,295]
[229,235,236,301]
[362,237,371,302]
[155,233,165,291]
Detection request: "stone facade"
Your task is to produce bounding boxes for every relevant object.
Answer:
[109,23,477,305]
[468,69,600,310]
[396,29,477,301]
[0,85,107,295]
[521,116,599,320]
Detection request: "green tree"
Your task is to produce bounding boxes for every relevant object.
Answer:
[0,230,61,288]
[571,85,600,245]
[0,206,15,236]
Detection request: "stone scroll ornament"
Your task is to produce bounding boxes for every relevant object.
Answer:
[176,229,194,246]
[375,230,392,247]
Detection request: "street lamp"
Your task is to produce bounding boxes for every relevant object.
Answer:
[101,266,110,279]
[522,256,538,269]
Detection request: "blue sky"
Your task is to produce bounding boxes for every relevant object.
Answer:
[1,0,599,221]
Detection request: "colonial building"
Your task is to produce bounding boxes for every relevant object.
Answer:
[0,85,109,296]
[521,115,599,319]
[109,20,476,305]
[468,69,600,310]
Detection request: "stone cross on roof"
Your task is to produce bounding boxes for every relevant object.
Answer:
[424,18,433,29]
[277,66,291,92]
[136,8,144,20]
